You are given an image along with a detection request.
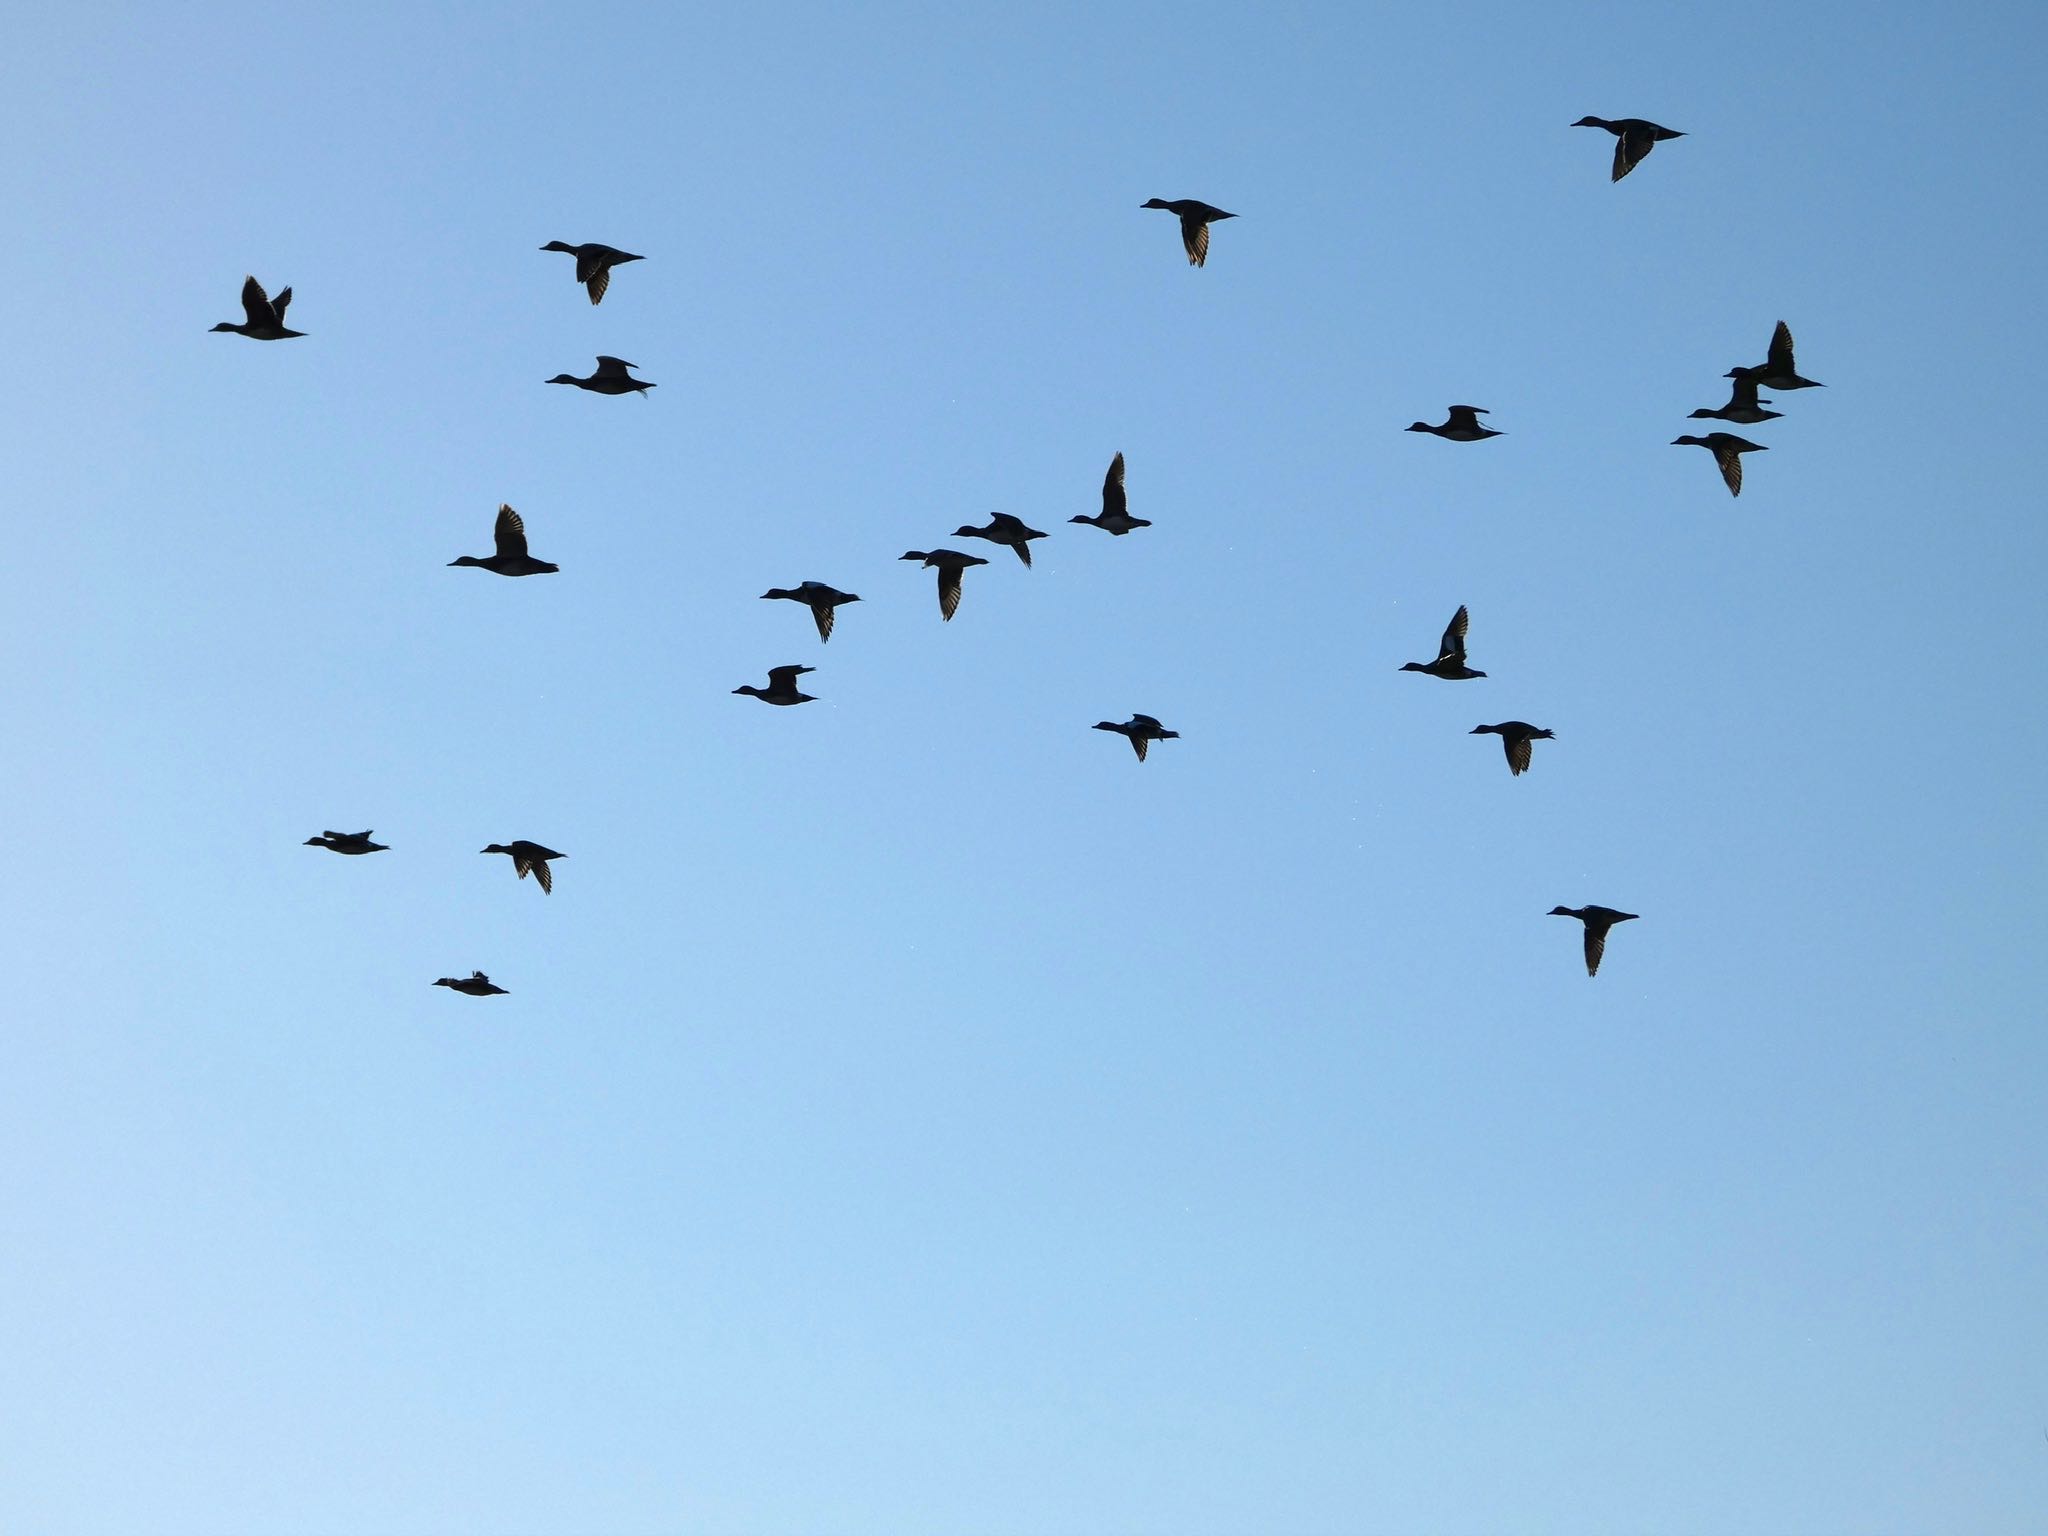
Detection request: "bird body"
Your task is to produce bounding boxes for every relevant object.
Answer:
[1471,721,1554,776]
[1728,320,1823,390]
[1407,405,1502,441]
[211,275,303,339]
[1094,713,1180,762]
[539,240,644,305]
[547,356,654,395]
[305,830,387,854]
[1672,432,1766,497]
[1690,376,1782,426]
[955,513,1048,567]
[1141,198,1235,266]
[449,504,558,576]
[761,582,860,642]
[1070,453,1150,534]
[435,971,508,996]
[900,549,989,621]
[482,840,565,893]
[1571,116,1684,182]
[733,664,817,705]
[1400,606,1486,680]
[1548,905,1639,976]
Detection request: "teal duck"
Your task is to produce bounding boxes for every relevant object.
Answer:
[1727,321,1823,390]
[1571,117,1684,182]
[547,356,654,395]
[1141,198,1235,267]
[1094,714,1180,762]
[435,971,508,996]
[1548,906,1639,977]
[955,513,1048,567]
[304,830,387,854]
[210,275,303,340]
[482,840,564,894]
[761,581,860,642]
[1070,453,1149,534]
[733,665,816,705]
[1471,721,1553,776]
[1408,406,1502,441]
[900,549,988,621]
[1400,606,1486,680]
[1672,432,1765,496]
[449,505,558,577]
[539,240,644,305]
[1689,376,1782,425]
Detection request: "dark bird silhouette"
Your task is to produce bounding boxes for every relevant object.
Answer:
[210,275,303,339]
[1141,198,1235,266]
[1070,453,1150,534]
[1672,432,1766,497]
[900,549,989,621]
[1548,906,1639,976]
[435,971,508,996]
[733,664,817,705]
[1689,376,1782,426]
[1094,714,1180,762]
[546,356,654,395]
[1471,721,1554,776]
[1727,320,1824,390]
[304,830,387,855]
[1407,405,1503,441]
[539,240,644,304]
[1571,116,1685,182]
[955,513,1048,567]
[761,582,860,642]
[449,505,558,577]
[482,840,565,894]
[1400,606,1486,680]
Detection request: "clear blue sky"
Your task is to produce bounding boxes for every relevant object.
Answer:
[4,4,2044,1531]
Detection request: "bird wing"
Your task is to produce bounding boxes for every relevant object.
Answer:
[1130,733,1149,761]
[494,505,529,559]
[1131,714,1163,729]
[1013,541,1033,568]
[593,355,636,377]
[768,665,812,686]
[240,275,276,327]
[271,285,293,321]
[1446,406,1487,430]
[1767,321,1797,376]
[1583,923,1608,976]
[1715,444,1744,497]
[515,856,553,893]
[1103,453,1127,518]
[1613,125,1653,181]
[1507,735,1533,776]
[987,512,1024,531]
[812,602,835,642]
[1729,375,1763,410]
[1438,605,1471,663]
[585,267,610,305]
[1181,214,1210,267]
[938,565,964,621]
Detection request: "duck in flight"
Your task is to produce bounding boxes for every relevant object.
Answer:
[1689,376,1782,426]
[211,275,303,339]
[1070,453,1149,534]
[1141,199,1235,267]
[481,840,565,894]
[761,582,860,641]
[1094,714,1180,762]
[449,505,558,577]
[1471,721,1554,776]
[1571,117,1684,182]
[1672,432,1766,497]
[1400,606,1486,680]
[434,971,508,996]
[1548,906,1639,977]
[304,830,387,855]
[1727,320,1823,390]
[1407,406,1502,441]
[954,513,1048,567]
[539,240,644,305]
[733,665,817,705]
[900,549,989,621]
[547,356,655,395]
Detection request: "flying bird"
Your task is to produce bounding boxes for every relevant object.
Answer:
[1727,320,1824,390]
[1571,116,1685,182]
[539,240,645,304]
[481,840,565,894]
[1672,432,1766,496]
[1141,198,1235,266]
[1400,606,1486,680]
[210,275,304,339]
[1548,906,1639,977]
[761,582,860,641]
[1471,721,1554,776]
[435,971,508,996]
[546,356,655,395]
[304,830,387,855]
[448,504,558,577]
[954,513,1048,567]
[1093,714,1180,762]
[1070,453,1150,534]
[1406,406,1503,441]
[733,664,817,705]
[900,549,989,621]
[1689,376,1782,426]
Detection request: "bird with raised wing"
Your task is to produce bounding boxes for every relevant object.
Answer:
[1407,406,1503,441]
[539,240,644,305]
[1727,321,1823,390]
[546,356,655,395]
[210,275,304,339]
[1689,376,1782,426]
[761,582,860,642]
[435,972,508,996]
[1471,721,1554,776]
[955,513,1048,567]
[1070,453,1150,534]
[1141,198,1235,267]
[481,840,565,894]
[1094,714,1180,762]
[1571,116,1684,182]
[449,505,558,577]
[733,665,817,705]
[304,830,387,855]
[900,549,989,621]
[1400,606,1487,680]
[1548,906,1639,977]
[1672,432,1766,497]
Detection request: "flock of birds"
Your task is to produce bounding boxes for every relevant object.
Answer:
[259,119,1822,992]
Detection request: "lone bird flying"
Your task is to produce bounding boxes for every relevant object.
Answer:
[955,513,1048,567]
[434,971,508,996]
[761,582,860,642]
[539,240,644,305]
[1548,906,1639,977]
[1400,606,1486,680]
[1070,453,1150,534]
[211,275,303,339]
[547,356,655,395]
[1141,198,1235,267]
[1094,714,1180,762]
[1471,721,1554,776]
[304,830,387,855]
[1571,116,1685,182]
[1672,432,1766,497]
[1407,406,1503,441]
[899,549,989,621]
[449,505,558,577]
[733,665,817,705]
[481,840,565,894]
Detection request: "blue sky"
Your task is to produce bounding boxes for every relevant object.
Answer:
[4,3,2045,1531]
